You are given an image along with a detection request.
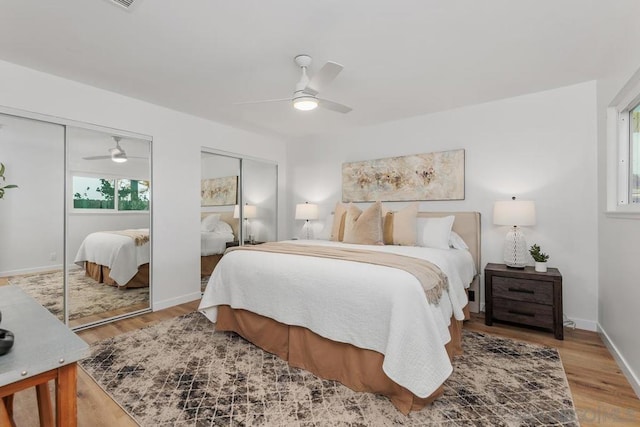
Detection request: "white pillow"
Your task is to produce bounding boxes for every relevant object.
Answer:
[417,216,455,249]
[211,220,233,235]
[201,214,221,232]
[449,231,469,250]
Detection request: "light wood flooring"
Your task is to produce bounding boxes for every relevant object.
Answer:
[8,304,640,426]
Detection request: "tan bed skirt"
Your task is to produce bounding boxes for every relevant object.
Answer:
[201,254,223,277]
[84,261,149,288]
[216,305,467,415]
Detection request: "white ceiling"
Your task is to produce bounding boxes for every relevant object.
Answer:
[0,0,637,139]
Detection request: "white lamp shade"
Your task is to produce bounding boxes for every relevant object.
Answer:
[295,203,319,220]
[493,200,536,226]
[233,204,257,219]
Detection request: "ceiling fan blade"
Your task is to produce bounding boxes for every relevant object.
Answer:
[82,155,111,160]
[319,98,352,114]
[233,98,291,106]
[305,61,343,96]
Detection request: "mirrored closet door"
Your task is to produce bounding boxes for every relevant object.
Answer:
[0,110,152,329]
[199,150,277,291]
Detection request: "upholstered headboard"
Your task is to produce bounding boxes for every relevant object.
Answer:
[201,211,240,239]
[417,211,481,274]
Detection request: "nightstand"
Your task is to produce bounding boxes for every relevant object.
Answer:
[485,263,563,340]
[225,241,265,248]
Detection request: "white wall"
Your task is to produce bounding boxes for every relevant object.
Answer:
[287,82,599,329]
[0,59,287,310]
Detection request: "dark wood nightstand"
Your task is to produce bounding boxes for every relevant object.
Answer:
[225,240,265,248]
[485,263,563,340]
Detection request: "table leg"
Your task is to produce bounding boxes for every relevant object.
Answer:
[36,382,54,427]
[1,395,16,427]
[56,363,78,427]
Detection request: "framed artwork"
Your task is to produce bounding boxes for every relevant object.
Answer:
[201,176,238,206]
[342,149,465,202]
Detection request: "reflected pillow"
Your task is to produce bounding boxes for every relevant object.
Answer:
[417,216,455,249]
[342,201,383,245]
[211,220,233,235]
[201,214,221,232]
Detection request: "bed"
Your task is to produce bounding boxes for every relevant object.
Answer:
[74,228,150,288]
[199,209,481,414]
[200,212,239,277]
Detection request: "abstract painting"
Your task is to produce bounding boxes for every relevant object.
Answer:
[201,176,238,206]
[342,149,464,202]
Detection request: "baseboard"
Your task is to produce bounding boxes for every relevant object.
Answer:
[598,323,640,399]
[568,317,597,332]
[152,291,201,311]
[1,264,63,276]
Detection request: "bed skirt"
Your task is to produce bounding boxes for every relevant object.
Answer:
[215,305,465,414]
[201,254,223,277]
[84,261,149,288]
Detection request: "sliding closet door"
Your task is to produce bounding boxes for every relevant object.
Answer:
[66,126,151,328]
[0,113,65,320]
[242,158,277,243]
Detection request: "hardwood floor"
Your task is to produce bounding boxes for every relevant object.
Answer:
[8,305,640,426]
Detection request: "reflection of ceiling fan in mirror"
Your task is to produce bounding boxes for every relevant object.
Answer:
[82,136,146,163]
[234,54,353,113]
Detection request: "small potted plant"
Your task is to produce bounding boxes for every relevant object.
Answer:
[0,163,18,199]
[529,244,549,272]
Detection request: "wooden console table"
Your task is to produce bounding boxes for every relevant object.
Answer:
[0,285,89,426]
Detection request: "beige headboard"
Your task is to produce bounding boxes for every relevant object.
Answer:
[417,211,481,273]
[201,211,240,239]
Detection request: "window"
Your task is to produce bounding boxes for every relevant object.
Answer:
[630,103,640,204]
[608,67,640,215]
[73,176,149,211]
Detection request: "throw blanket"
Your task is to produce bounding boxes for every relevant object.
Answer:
[226,242,449,305]
[105,229,149,246]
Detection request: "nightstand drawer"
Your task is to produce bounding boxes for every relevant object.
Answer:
[493,297,554,329]
[492,276,553,304]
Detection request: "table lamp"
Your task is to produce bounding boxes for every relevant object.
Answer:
[234,203,257,242]
[493,197,536,268]
[295,202,319,239]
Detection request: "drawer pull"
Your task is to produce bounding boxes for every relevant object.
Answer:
[508,309,535,317]
[508,287,535,294]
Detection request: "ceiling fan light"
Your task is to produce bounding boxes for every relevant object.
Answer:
[112,151,128,163]
[293,96,318,111]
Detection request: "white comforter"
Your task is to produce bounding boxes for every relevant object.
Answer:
[201,231,234,256]
[74,229,150,286]
[199,239,475,398]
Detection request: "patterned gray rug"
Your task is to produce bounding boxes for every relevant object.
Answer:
[81,312,578,426]
[8,269,148,321]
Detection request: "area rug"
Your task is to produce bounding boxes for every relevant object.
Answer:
[81,312,579,426]
[7,269,149,321]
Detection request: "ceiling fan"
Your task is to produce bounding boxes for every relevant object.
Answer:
[82,136,145,163]
[235,54,352,114]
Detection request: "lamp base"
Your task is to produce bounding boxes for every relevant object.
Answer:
[503,226,528,268]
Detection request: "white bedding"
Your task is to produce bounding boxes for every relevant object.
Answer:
[198,239,475,398]
[201,231,234,256]
[74,228,150,286]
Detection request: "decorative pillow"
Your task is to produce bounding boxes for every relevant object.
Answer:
[342,201,383,245]
[201,214,221,232]
[417,216,455,249]
[211,220,233,235]
[330,202,348,241]
[383,202,419,245]
[449,231,469,250]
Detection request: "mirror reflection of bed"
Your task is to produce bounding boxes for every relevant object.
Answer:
[201,212,238,290]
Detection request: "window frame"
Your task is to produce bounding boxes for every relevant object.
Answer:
[70,172,149,214]
[607,68,640,218]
